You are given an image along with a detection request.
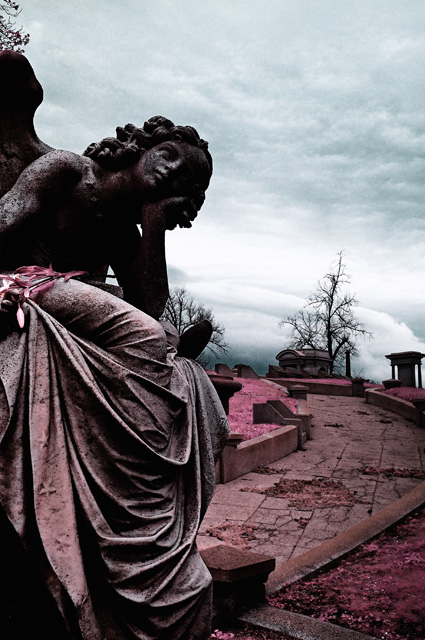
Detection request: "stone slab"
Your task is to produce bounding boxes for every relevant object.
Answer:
[205,393,425,585]
[200,544,275,583]
[267,378,354,396]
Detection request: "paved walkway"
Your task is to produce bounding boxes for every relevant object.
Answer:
[198,394,425,566]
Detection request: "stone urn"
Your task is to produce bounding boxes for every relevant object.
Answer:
[208,374,242,414]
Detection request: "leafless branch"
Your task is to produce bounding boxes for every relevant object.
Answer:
[162,286,228,362]
[280,251,373,373]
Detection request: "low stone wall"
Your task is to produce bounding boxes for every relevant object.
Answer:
[365,389,417,421]
[266,378,382,398]
[266,378,353,397]
[252,398,311,449]
[215,425,299,484]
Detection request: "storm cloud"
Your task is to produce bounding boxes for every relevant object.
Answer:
[22,0,425,378]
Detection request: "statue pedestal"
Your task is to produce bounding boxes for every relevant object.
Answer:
[351,377,365,397]
[208,374,242,414]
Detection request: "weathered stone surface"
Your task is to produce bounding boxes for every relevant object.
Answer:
[201,545,275,628]
[0,51,52,199]
[288,384,308,399]
[233,363,259,379]
[382,378,402,389]
[217,425,298,483]
[201,544,275,583]
[209,374,243,414]
[0,54,227,640]
[215,363,235,377]
[200,394,425,589]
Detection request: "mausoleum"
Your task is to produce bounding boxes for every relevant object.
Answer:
[275,348,332,377]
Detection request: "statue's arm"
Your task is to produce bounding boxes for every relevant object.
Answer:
[111,196,199,319]
[110,201,169,320]
[0,171,43,248]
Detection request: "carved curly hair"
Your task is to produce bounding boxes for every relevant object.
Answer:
[83,116,212,209]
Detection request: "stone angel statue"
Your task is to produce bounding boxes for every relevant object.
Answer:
[0,51,229,640]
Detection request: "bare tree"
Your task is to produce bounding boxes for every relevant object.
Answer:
[0,1,30,52]
[163,286,228,360]
[280,252,372,373]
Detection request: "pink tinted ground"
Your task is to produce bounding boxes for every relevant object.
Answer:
[226,377,297,440]
[207,380,425,639]
[267,507,425,640]
[208,508,425,640]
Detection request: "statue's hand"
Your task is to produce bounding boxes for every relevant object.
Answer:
[0,287,22,330]
[0,288,19,314]
[160,197,198,230]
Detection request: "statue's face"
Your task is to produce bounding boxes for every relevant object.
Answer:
[134,141,211,201]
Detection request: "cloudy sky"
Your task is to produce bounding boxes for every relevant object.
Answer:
[15,0,425,380]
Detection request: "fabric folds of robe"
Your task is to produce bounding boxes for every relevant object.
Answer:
[0,299,230,640]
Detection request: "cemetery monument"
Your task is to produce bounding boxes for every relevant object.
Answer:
[0,51,230,640]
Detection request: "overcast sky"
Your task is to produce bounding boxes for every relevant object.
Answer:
[17,0,425,380]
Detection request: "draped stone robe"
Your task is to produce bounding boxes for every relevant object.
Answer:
[0,280,229,640]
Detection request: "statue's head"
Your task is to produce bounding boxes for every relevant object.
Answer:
[0,51,44,114]
[83,116,212,212]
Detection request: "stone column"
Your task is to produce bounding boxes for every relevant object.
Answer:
[352,377,365,398]
[345,350,351,378]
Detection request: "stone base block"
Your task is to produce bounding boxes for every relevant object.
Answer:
[288,384,308,400]
[201,544,275,629]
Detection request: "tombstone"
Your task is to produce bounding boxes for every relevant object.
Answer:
[266,364,286,378]
[382,378,402,390]
[385,351,425,388]
[288,384,308,400]
[215,362,235,377]
[233,363,259,379]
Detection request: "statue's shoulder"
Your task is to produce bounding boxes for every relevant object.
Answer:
[19,149,92,183]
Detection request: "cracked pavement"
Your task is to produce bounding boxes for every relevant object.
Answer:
[197,394,425,566]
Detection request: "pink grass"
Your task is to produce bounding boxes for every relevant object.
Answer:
[382,386,425,402]
[227,378,297,440]
[277,377,381,388]
[268,507,425,640]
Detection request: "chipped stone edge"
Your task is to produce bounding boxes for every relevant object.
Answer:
[238,605,377,640]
